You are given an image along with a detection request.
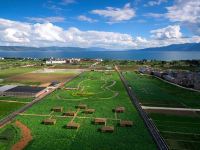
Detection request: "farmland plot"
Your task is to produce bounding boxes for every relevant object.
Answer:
[12,71,156,150]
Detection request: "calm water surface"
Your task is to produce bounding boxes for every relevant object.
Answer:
[0,50,200,60]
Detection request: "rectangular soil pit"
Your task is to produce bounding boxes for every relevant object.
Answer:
[84,109,95,114]
[101,126,114,133]
[63,111,76,116]
[115,107,125,113]
[51,107,63,112]
[43,119,56,125]
[94,118,106,125]
[66,122,80,129]
[120,120,133,127]
[77,104,87,109]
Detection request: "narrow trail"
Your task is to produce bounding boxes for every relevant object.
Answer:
[58,76,119,100]
[0,100,29,104]
[11,121,32,150]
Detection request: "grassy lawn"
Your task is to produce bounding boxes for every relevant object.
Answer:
[0,96,33,102]
[149,113,200,150]
[11,71,156,150]
[0,102,25,120]
[123,71,200,108]
[0,124,21,150]
[0,67,40,79]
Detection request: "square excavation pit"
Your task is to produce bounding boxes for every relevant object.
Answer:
[66,122,80,129]
[83,109,95,114]
[77,104,87,109]
[115,107,125,113]
[51,107,63,112]
[101,126,114,133]
[63,111,76,116]
[42,119,56,125]
[94,118,106,125]
[119,120,133,127]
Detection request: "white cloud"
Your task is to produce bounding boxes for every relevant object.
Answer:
[144,13,164,18]
[77,15,97,23]
[0,18,199,50]
[151,25,182,39]
[166,0,200,35]
[0,18,137,49]
[26,16,65,23]
[146,0,167,6]
[60,0,76,5]
[91,3,135,24]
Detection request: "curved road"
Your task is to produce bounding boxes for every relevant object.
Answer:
[115,66,169,150]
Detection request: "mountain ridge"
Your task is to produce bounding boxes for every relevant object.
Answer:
[0,42,199,52]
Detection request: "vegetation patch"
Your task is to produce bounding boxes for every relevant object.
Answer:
[13,71,156,150]
[123,71,200,108]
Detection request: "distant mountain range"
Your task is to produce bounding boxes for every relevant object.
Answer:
[0,42,199,52]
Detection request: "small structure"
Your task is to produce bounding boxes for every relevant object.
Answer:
[63,111,76,116]
[115,107,125,113]
[119,120,133,127]
[49,81,60,87]
[43,119,56,125]
[101,126,114,133]
[83,109,95,114]
[1,85,46,97]
[66,122,80,129]
[77,104,87,109]
[94,118,106,125]
[51,107,63,112]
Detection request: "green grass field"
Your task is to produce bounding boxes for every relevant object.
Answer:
[0,102,25,120]
[11,71,156,150]
[123,71,200,149]
[123,71,200,108]
[149,113,200,150]
[0,67,40,79]
[0,123,21,150]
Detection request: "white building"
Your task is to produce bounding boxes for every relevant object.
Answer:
[46,60,66,64]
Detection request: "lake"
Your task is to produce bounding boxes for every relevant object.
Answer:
[0,50,200,60]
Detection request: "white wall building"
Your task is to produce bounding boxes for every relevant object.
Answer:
[46,60,66,64]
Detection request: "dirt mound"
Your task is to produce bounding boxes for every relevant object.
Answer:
[12,121,32,150]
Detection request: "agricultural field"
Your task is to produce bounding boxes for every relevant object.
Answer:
[123,71,200,108]
[0,94,32,120]
[5,69,82,85]
[0,67,40,79]
[149,113,200,150]
[0,101,25,120]
[123,71,200,149]
[0,123,21,150]
[7,71,156,150]
[0,59,42,70]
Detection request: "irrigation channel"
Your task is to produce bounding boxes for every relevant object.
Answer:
[0,72,84,128]
[115,65,169,150]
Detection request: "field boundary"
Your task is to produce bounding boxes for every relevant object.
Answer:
[11,121,32,150]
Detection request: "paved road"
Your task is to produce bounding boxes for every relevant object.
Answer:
[115,66,169,150]
[0,72,84,128]
[142,106,200,112]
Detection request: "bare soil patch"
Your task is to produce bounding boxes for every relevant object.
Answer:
[11,121,32,150]
[6,73,76,84]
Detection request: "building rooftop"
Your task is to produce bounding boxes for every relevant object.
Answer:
[0,85,18,92]
[5,86,45,93]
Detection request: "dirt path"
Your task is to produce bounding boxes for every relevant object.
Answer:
[0,100,29,104]
[12,121,32,150]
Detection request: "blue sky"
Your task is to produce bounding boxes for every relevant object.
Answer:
[0,0,199,49]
